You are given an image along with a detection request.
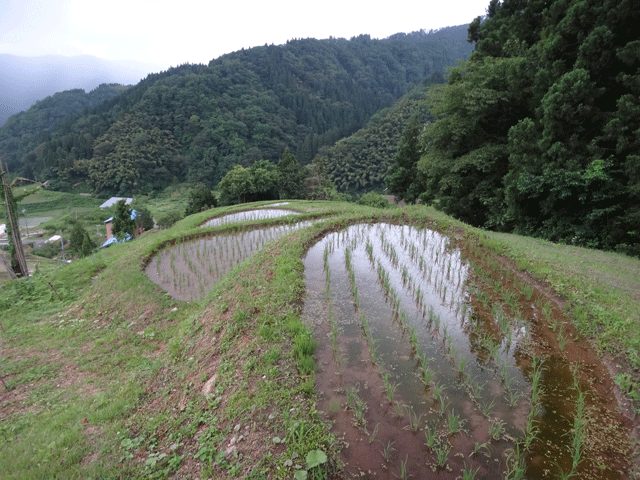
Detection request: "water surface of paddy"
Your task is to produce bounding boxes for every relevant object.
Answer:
[302,223,630,479]
[147,221,311,300]
[201,208,299,228]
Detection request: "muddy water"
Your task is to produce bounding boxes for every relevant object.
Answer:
[201,208,299,228]
[147,221,311,301]
[302,223,630,479]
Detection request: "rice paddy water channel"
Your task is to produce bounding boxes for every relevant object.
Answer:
[146,208,306,301]
[302,223,631,480]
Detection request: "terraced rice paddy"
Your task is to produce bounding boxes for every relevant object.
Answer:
[146,219,311,301]
[200,208,299,228]
[302,223,630,480]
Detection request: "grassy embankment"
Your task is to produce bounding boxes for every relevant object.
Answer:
[1,200,639,479]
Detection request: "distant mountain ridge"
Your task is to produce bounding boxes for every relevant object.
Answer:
[0,54,159,126]
[1,25,473,195]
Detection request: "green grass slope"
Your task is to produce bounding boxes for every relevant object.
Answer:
[1,201,639,479]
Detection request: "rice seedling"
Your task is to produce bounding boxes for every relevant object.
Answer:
[489,418,505,440]
[353,396,366,426]
[457,356,468,376]
[420,364,435,386]
[434,440,451,468]
[404,406,424,432]
[505,388,522,407]
[381,440,395,463]
[394,400,405,418]
[432,382,445,404]
[382,374,399,405]
[558,325,568,351]
[461,462,481,480]
[556,389,587,479]
[471,441,490,457]
[468,378,484,400]
[521,283,534,301]
[447,411,464,434]
[480,397,496,418]
[399,456,409,480]
[424,421,438,449]
[504,444,526,480]
[438,399,451,417]
[367,423,380,444]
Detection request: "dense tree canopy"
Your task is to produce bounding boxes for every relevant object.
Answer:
[111,200,136,240]
[184,183,217,216]
[410,0,640,255]
[0,26,472,195]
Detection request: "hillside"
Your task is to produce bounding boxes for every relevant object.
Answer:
[0,54,157,126]
[385,0,640,255]
[0,84,129,176]
[1,200,639,478]
[0,26,473,194]
[316,73,441,193]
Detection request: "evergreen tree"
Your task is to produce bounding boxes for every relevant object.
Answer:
[111,199,136,240]
[385,115,423,204]
[184,183,217,216]
[277,148,304,199]
[69,220,88,255]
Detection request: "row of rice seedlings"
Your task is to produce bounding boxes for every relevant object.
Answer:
[323,256,343,373]
[523,355,544,450]
[345,383,367,428]
[201,208,299,227]
[559,367,587,479]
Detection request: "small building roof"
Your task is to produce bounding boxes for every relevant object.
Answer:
[100,234,132,249]
[104,210,138,224]
[99,197,134,209]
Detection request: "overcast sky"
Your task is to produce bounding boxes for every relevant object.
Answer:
[1,0,488,72]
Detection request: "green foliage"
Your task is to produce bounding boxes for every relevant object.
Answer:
[413,0,640,254]
[2,27,472,195]
[217,165,254,205]
[69,220,95,257]
[386,114,424,204]
[184,183,217,216]
[0,84,127,175]
[355,192,395,209]
[317,76,442,193]
[133,205,155,231]
[277,148,305,199]
[156,210,183,229]
[111,199,136,240]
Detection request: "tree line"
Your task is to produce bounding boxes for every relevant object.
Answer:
[0,26,472,195]
[386,0,640,256]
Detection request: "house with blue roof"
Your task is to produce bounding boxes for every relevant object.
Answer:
[101,210,142,248]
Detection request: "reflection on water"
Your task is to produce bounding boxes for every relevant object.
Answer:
[302,223,625,479]
[147,221,310,300]
[201,208,299,228]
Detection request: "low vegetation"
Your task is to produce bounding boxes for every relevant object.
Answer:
[1,199,639,479]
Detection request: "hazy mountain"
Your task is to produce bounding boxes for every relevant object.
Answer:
[0,54,160,126]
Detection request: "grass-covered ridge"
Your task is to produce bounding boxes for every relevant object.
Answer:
[1,200,639,479]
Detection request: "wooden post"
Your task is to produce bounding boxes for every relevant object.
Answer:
[1,162,28,277]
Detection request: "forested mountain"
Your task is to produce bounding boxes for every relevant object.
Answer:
[316,72,443,193]
[0,84,129,175]
[388,0,640,255]
[0,54,156,127]
[0,25,473,194]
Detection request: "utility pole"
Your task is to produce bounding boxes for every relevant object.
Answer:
[1,162,28,277]
[59,230,66,262]
[22,208,29,238]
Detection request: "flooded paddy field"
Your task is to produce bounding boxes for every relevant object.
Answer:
[146,220,311,301]
[200,208,299,228]
[302,223,631,479]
